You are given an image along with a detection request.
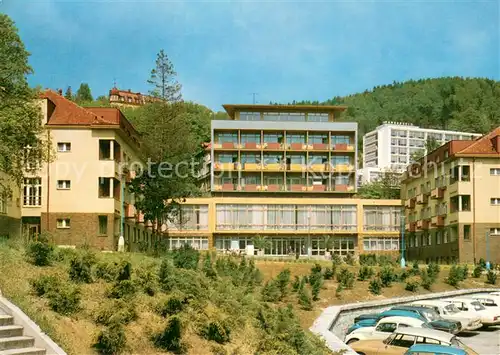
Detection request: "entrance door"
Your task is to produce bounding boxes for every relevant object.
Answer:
[27,224,40,239]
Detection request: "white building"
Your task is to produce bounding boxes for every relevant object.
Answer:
[361,122,481,183]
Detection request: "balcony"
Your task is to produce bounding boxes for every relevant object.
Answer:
[242,162,262,171]
[431,215,445,227]
[136,211,145,223]
[406,222,416,232]
[242,142,262,150]
[332,164,354,173]
[266,184,282,192]
[416,220,423,229]
[243,184,260,192]
[431,187,444,199]
[264,142,283,150]
[308,163,328,172]
[311,184,327,192]
[422,219,430,230]
[405,198,416,209]
[448,180,472,197]
[287,143,306,150]
[289,184,306,192]
[310,143,328,150]
[332,143,355,151]
[125,203,135,218]
[213,183,237,191]
[214,162,240,171]
[286,164,307,172]
[262,163,285,171]
[416,194,424,204]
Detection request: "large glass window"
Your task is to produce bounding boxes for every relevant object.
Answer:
[263,153,283,164]
[307,113,329,122]
[363,237,400,251]
[239,112,261,121]
[331,155,350,166]
[215,132,238,143]
[286,133,305,144]
[216,153,237,163]
[241,132,261,144]
[241,153,261,164]
[169,237,209,250]
[363,206,401,231]
[168,205,209,231]
[263,112,306,122]
[263,133,284,143]
[331,135,351,144]
[334,175,350,185]
[308,134,328,144]
[23,178,42,206]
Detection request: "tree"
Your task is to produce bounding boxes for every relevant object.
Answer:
[75,83,93,102]
[147,49,182,102]
[0,14,45,197]
[64,86,73,100]
[357,169,401,199]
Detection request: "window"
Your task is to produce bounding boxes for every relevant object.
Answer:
[375,323,397,333]
[98,178,112,198]
[491,198,500,205]
[57,180,71,190]
[98,216,108,235]
[363,237,399,251]
[331,135,351,145]
[99,140,112,160]
[490,168,500,176]
[241,132,261,144]
[490,228,500,236]
[307,113,329,122]
[168,205,209,231]
[23,178,42,206]
[363,206,401,231]
[390,334,415,348]
[461,165,470,181]
[56,218,70,229]
[57,142,71,152]
[239,112,261,121]
[463,225,471,240]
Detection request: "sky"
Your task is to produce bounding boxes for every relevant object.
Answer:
[3,0,499,111]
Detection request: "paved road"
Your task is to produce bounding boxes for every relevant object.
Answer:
[460,326,500,355]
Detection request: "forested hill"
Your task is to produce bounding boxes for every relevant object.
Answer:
[288,77,500,140]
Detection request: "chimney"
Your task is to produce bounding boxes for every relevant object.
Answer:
[57,88,63,95]
[491,134,500,153]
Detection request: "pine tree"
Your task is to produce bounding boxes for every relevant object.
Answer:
[64,86,73,100]
[147,49,182,102]
[75,83,93,102]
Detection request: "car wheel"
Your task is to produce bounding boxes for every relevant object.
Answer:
[356,352,366,355]
[346,338,359,345]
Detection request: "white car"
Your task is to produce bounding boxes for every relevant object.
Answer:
[472,293,500,309]
[443,297,500,326]
[410,300,482,331]
[344,316,430,344]
[489,291,500,297]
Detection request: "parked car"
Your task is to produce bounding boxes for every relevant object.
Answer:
[409,301,482,331]
[349,327,478,355]
[442,297,500,326]
[391,306,462,334]
[470,294,500,309]
[345,316,430,344]
[404,344,468,355]
[347,310,426,335]
[489,291,500,297]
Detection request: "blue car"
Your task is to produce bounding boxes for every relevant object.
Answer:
[404,344,467,355]
[346,310,425,334]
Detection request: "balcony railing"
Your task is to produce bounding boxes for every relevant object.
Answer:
[212,142,355,152]
[212,183,354,193]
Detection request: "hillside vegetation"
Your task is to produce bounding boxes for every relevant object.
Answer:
[292,77,500,144]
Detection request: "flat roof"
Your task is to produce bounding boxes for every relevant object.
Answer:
[222,104,348,118]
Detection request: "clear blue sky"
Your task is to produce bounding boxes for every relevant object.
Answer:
[3,0,499,111]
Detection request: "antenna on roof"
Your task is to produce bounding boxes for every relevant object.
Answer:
[113,78,117,88]
[249,92,258,104]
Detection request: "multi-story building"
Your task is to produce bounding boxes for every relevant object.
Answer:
[20,90,152,250]
[109,87,161,108]
[210,104,358,194]
[401,127,500,263]
[361,122,481,183]
[132,104,403,258]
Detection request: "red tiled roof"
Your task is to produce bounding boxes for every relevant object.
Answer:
[85,107,121,125]
[455,126,500,155]
[42,90,106,126]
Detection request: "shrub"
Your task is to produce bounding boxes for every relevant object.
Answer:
[331,254,343,266]
[200,320,231,344]
[472,266,483,278]
[47,284,81,315]
[53,247,77,263]
[310,263,322,274]
[261,280,281,302]
[479,258,487,270]
[158,258,176,292]
[94,261,120,282]
[486,270,497,285]
[379,266,396,287]
[335,283,343,299]
[458,264,468,280]
[298,287,312,310]
[69,252,95,283]
[107,280,136,299]
[405,280,419,292]
[31,275,60,296]
[172,244,199,270]
[311,275,323,301]
[157,296,186,317]
[94,299,137,325]
[26,241,54,266]
[369,278,382,295]
[420,270,434,290]
[357,266,374,281]
[202,253,217,280]
[359,254,377,266]
[291,276,301,292]
[398,270,409,282]
[344,253,356,266]
[152,316,186,353]
[446,265,462,287]
[336,268,355,289]
[378,255,395,266]
[135,265,158,296]
[116,260,132,281]
[427,262,440,280]
[94,323,126,355]
[323,267,334,280]
[275,269,291,300]
[409,261,420,276]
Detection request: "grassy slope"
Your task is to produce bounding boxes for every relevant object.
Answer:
[0,242,496,355]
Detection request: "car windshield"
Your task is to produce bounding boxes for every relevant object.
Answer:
[421,322,433,329]
[444,304,461,314]
[470,301,486,311]
[422,309,440,321]
[451,337,467,349]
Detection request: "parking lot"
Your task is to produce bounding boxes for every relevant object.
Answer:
[459,326,500,355]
